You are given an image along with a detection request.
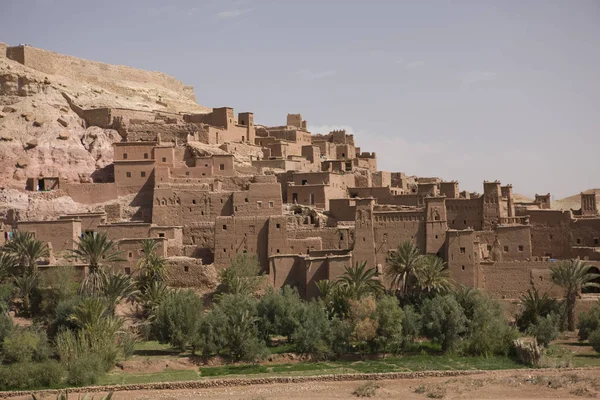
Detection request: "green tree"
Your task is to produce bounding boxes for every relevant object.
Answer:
[550,259,600,331]
[516,289,561,331]
[0,253,16,280]
[527,314,559,347]
[465,295,517,356]
[385,241,424,301]
[138,280,170,320]
[373,295,404,355]
[217,253,263,296]
[136,239,168,293]
[336,261,384,300]
[348,296,378,356]
[577,300,600,341]
[421,295,467,352]
[292,300,332,360]
[13,272,39,316]
[3,231,49,274]
[417,256,452,297]
[69,233,124,297]
[257,286,304,342]
[153,289,203,352]
[99,272,138,316]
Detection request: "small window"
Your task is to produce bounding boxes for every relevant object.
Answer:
[461,265,465,271]
[276,223,281,229]
[205,164,209,167]
[576,238,581,244]
[184,266,189,272]
[186,171,190,176]
[192,200,196,204]
[487,245,492,251]
[244,198,249,203]
[435,235,438,239]
[162,157,167,162]
[518,245,524,252]
[460,247,466,254]
[123,153,128,160]
[257,201,262,208]
[223,225,227,230]
[144,153,148,159]
[549,234,553,239]
[292,193,298,203]
[276,249,280,253]
[269,201,274,208]
[126,172,131,178]
[125,267,131,275]
[141,171,146,177]
[223,248,227,252]
[302,180,308,185]
[158,233,165,238]
[503,246,509,252]
[202,173,206,176]
[219,164,225,170]
[594,238,599,245]
[128,252,133,258]
[463,220,467,225]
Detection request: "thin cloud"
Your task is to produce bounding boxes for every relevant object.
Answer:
[296,69,337,81]
[215,8,253,19]
[404,60,426,69]
[462,70,498,85]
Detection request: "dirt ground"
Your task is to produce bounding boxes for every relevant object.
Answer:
[19,369,600,400]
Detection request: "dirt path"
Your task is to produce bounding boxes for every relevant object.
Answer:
[17,369,600,400]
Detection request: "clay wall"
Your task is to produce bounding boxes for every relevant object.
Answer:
[440,182,459,199]
[571,218,600,248]
[166,258,216,288]
[98,223,151,241]
[114,161,154,189]
[335,144,355,160]
[391,172,408,190]
[268,255,307,295]
[251,159,303,171]
[349,187,420,207]
[372,171,391,188]
[117,238,167,273]
[62,183,118,204]
[59,213,106,234]
[152,187,232,225]
[475,225,532,261]
[213,216,270,270]
[154,146,175,166]
[114,142,156,161]
[286,184,328,209]
[314,141,337,159]
[267,129,312,145]
[328,198,356,222]
[534,194,551,209]
[446,198,484,230]
[232,183,283,216]
[524,209,573,259]
[17,219,81,255]
[353,157,377,171]
[445,230,481,288]
[301,146,320,163]
[291,227,352,251]
[81,108,112,128]
[212,155,235,176]
[373,211,426,269]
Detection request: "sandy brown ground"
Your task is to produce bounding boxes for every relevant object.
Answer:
[19,369,600,400]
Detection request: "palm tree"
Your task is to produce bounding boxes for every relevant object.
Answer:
[516,288,560,330]
[550,259,600,331]
[0,253,16,281]
[416,255,452,296]
[14,272,39,315]
[336,261,384,299]
[100,272,138,316]
[385,241,424,299]
[138,280,169,319]
[69,297,123,337]
[69,232,124,297]
[136,239,168,293]
[4,231,48,274]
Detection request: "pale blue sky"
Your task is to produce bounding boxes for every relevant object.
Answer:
[2,0,599,198]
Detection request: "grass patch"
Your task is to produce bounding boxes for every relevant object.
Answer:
[200,364,269,377]
[131,341,182,357]
[268,342,294,355]
[98,369,200,386]
[270,362,334,373]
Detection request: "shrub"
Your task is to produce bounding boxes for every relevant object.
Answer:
[0,283,14,312]
[348,296,378,355]
[0,360,64,390]
[66,354,105,386]
[373,295,404,354]
[528,313,560,347]
[118,331,138,359]
[401,304,421,345]
[292,300,332,360]
[48,295,83,338]
[217,253,263,296]
[0,312,13,345]
[257,286,304,342]
[589,328,600,353]
[577,300,600,341]
[353,381,380,397]
[153,289,203,352]
[466,295,518,356]
[516,289,561,331]
[421,295,467,352]
[205,293,266,361]
[2,328,49,363]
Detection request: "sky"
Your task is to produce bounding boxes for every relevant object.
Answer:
[1,0,599,198]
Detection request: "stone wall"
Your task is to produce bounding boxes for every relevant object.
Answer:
[62,182,118,204]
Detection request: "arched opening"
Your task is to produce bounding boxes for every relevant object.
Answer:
[582,266,600,294]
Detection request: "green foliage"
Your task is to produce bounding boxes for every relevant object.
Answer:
[257,285,304,342]
[421,295,467,352]
[348,296,378,355]
[316,279,351,318]
[401,304,422,344]
[31,267,78,318]
[0,283,14,312]
[336,262,384,300]
[418,256,453,297]
[527,313,560,348]
[292,300,332,359]
[48,296,83,338]
[516,289,561,331]
[14,271,40,316]
[577,300,600,341]
[153,289,203,352]
[69,232,125,273]
[0,312,13,345]
[136,239,168,294]
[118,331,138,359]
[3,231,49,274]
[0,360,64,390]
[550,259,600,331]
[589,328,600,353]
[138,280,169,320]
[99,271,138,315]
[0,253,16,279]
[207,293,266,361]
[465,295,517,356]
[217,253,263,296]
[66,354,105,386]
[373,295,404,354]
[2,328,49,363]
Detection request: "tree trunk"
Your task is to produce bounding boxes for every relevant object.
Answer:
[566,290,577,331]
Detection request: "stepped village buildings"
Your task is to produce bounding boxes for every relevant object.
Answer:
[0,51,599,303]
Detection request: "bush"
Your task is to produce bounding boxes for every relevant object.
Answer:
[0,360,64,390]
[2,328,49,363]
[466,295,518,356]
[528,313,560,347]
[153,289,203,352]
[373,295,404,354]
[0,312,13,345]
[0,283,14,312]
[589,328,600,353]
[66,354,105,386]
[292,300,332,360]
[516,289,562,331]
[401,304,421,345]
[348,296,378,355]
[48,295,83,338]
[217,253,263,296]
[353,381,380,397]
[577,301,600,341]
[204,294,266,361]
[421,295,467,352]
[257,286,304,342]
[118,331,138,359]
